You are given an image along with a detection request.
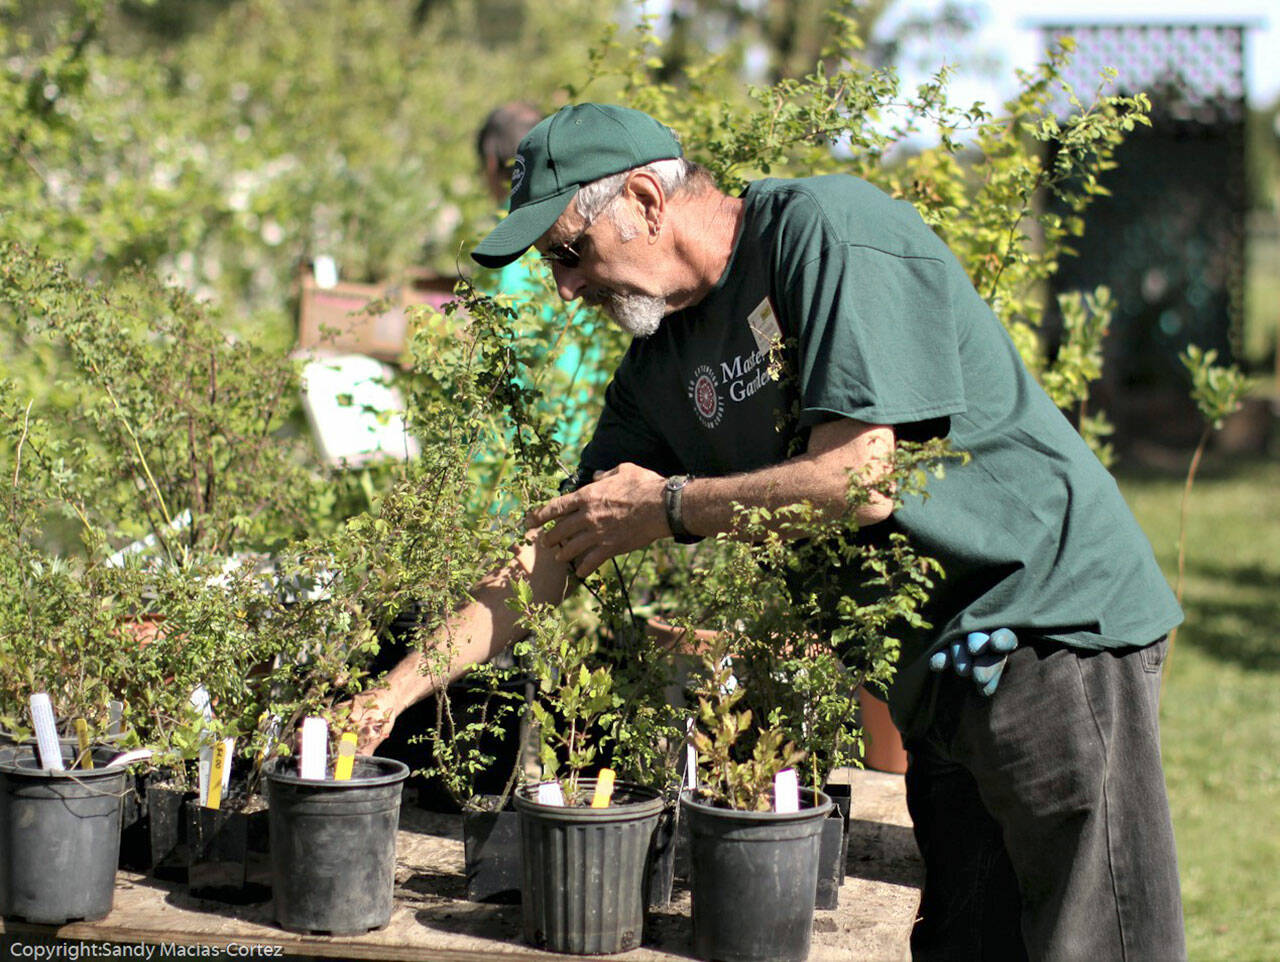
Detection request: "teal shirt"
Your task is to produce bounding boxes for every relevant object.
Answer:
[578,175,1182,734]
[496,256,604,454]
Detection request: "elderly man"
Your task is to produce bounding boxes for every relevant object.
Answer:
[353,103,1185,961]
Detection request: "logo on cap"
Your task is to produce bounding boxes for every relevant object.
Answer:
[510,154,527,197]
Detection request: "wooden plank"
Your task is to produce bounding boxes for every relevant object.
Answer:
[0,769,920,961]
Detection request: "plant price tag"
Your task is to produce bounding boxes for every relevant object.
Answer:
[299,717,328,780]
[30,693,64,771]
[536,781,566,806]
[774,768,800,814]
[590,769,616,808]
[74,718,93,769]
[334,732,357,781]
[206,738,229,810]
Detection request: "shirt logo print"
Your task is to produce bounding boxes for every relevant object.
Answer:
[688,364,724,430]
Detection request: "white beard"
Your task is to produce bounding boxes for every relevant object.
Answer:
[603,292,667,338]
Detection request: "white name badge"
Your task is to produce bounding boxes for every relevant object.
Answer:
[747,298,782,355]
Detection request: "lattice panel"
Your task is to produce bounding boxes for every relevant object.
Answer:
[1040,21,1249,434]
[1038,22,1247,123]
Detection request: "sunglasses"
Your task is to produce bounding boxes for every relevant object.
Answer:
[539,186,624,268]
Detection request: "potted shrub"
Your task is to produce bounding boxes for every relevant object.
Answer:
[0,741,127,925]
[682,638,833,962]
[508,581,667,955]
[263,722,410,936]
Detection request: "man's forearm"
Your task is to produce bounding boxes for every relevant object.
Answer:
[680,419,896,540]
[378,536,571,714]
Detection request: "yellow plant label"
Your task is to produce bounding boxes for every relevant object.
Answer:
[334,732,358,781]
[206,740,228,810]
[591,769,616,808]
[74,718,93,769]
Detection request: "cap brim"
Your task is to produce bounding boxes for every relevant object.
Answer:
[470,186,578,269]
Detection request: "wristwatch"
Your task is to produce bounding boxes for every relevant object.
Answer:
[663,475,698,543]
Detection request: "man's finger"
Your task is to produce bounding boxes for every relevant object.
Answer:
[976,659,1006,697]
[989,628,1018,653]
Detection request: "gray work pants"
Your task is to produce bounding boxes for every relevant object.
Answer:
[905,637,1186,962]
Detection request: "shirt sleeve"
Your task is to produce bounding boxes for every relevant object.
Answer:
[776,229,967,430]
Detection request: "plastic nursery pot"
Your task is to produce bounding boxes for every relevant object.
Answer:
[681,787,834,962]
[264,755,409,935]
[855,686,909,775]
[462,795,522,904]
[185,795,270,904]
[815,779,853,910]
[117,772,194,879]
[0,746,127,925]
[514,778,664,955]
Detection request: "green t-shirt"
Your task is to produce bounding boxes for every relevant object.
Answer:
[578,175,1182,734]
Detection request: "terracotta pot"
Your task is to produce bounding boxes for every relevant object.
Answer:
[855,686,908,775]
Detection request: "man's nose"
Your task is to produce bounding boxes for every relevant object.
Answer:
[551,262,586,302]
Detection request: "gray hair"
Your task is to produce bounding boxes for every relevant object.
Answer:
[573,157,702,228]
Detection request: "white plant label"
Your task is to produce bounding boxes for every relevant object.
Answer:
[685,716,697,790]
[30,693,64,771]
[536,781,565,806]
[774,768,800,814]
[299,717,328,780]
[104,748,155,770]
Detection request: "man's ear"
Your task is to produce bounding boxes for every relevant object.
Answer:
[624,170,666,238]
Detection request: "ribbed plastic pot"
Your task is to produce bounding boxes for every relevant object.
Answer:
[514,779,664,955]
[0,747,126,924]
[264,755,408,935]
[681,787,833,962]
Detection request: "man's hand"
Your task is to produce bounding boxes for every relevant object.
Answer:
[929,628,1018,697]
[344,688,400,755]
[524,462,670,578]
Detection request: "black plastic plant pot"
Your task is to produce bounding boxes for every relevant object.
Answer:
[264,755,409,935]
[117,775,194,879]
[185,800,270,904]
[514,779,664,955]
[646,801,679,909]
[815,779,853,910]
[0,747,126,925]
[462,795,522,904]
[681,787,833,962]
[814,805,849,910]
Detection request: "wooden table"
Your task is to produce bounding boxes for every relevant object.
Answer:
[0,770,921,962]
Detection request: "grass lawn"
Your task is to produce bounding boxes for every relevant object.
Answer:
[1117,454,1280,962]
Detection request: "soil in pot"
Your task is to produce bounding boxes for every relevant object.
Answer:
[0,745,127,925]
[265,754,408,935]
[515,778,664,955]
[681,787,833,962]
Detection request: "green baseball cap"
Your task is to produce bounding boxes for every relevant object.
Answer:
[471,103,683,269]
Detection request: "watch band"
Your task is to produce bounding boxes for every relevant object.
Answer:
[663,475,696,542]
